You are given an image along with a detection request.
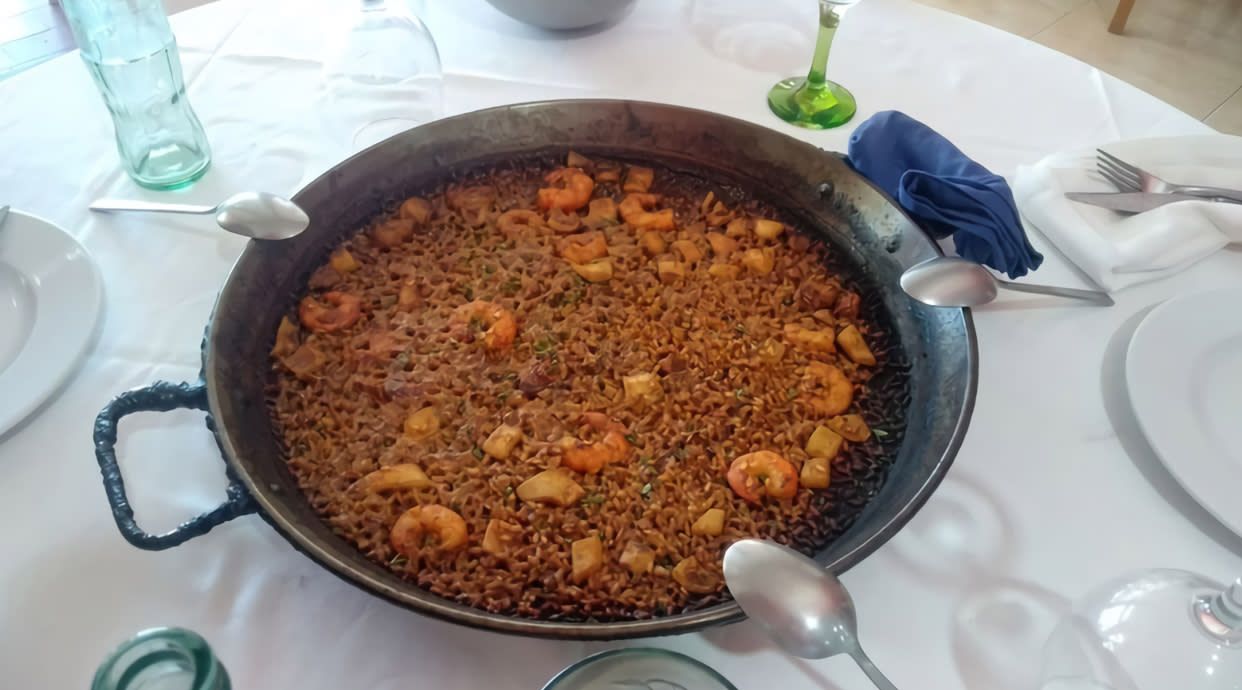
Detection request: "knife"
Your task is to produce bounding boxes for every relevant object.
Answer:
[1065,191,1239,213]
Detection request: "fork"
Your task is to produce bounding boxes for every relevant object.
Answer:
[1096,149,1242,203]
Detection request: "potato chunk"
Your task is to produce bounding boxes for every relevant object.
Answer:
[657,260,686,283]
[672,556,719,593]
[837,324,877,366]
[482,519,523,557]
[827,414,871,442]
[671,239,704,264]
[741,248,774,275]
[623,166,655,193]
[482,424,523,459]
[517,469,585,507]
[619,541,654,575]
[640,231,667,256]
[623,372,664,406]
[753,218,785,240]
[329,248,359,274]
[571,258,613,283]
[706,232,738,257]
[403,407,439,440]
[572,536,604,583]
[805,426,844,459]
[800,456,831,489]
[691,508,725,536]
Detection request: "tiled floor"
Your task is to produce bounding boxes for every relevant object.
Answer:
[915,0,1242,132]
[3,0,1241,133]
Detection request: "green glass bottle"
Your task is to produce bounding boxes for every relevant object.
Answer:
[62,0,212,189]
[92,627,230,690]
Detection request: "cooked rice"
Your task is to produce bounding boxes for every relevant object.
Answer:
[267,154,909,621]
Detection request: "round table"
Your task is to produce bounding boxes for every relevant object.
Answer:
[2,0,1240,687]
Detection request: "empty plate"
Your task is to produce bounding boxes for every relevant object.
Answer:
[0,210,102,437]
[1125,287,1242,537]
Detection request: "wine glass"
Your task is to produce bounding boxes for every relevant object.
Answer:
[319,0,443,154]
[1041,570,1242,689]
[767,0,858,130]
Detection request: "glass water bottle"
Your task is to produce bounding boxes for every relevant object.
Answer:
[92,627,230,690]
[63,0,212,190]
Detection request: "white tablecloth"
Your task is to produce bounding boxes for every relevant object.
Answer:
[2,0,1240,688]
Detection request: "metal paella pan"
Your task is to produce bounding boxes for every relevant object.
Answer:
[93,100,976,640]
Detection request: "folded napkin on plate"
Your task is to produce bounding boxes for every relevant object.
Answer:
[1013,143,1242,291]
[847,110,1043,279]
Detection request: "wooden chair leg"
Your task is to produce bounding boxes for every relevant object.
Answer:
[1109,0,1137,34]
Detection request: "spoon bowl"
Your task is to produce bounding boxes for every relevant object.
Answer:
[899,257,998,307]
[723,539,898,689]
[900,256,1113,307]
[214,192,310,240]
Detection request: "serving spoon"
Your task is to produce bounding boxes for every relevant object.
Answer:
[899,256,1113,307]
[90,192,309,240]
[722,539,898,690]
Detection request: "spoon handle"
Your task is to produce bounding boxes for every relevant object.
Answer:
[850,648,899,690]
[90,199,218,215]
[996,280,1114,306]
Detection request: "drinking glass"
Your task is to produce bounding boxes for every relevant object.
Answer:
[1041,570,1242,690]
[767,0,858,129]
[319,0,443,154]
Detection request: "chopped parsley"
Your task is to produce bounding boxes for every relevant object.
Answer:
[873,428,890,439]
[624,433,639,446]
[532,337,558,359]
[389,554,408,567]
[786,386,799,400]
[580,493,606,506]
[472,446,485,460]
[640,482,653,499]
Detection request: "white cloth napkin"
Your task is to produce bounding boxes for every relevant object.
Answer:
[1013,136,1242,291]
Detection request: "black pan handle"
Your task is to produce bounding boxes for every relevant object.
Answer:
[93,380,257,550]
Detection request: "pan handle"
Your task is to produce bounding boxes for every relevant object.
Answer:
[93,380,257,550]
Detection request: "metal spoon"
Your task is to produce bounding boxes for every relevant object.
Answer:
[89,192,309,240]
[722,539,898,690]
[899,256,1113,307]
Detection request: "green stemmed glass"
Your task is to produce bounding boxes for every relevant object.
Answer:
[767,0,858,129]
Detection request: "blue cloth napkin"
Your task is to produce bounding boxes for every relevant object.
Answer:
[846,110,1043,279]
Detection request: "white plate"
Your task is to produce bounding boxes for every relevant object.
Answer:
[0,210,102,436]
[1125,288,1242,537]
